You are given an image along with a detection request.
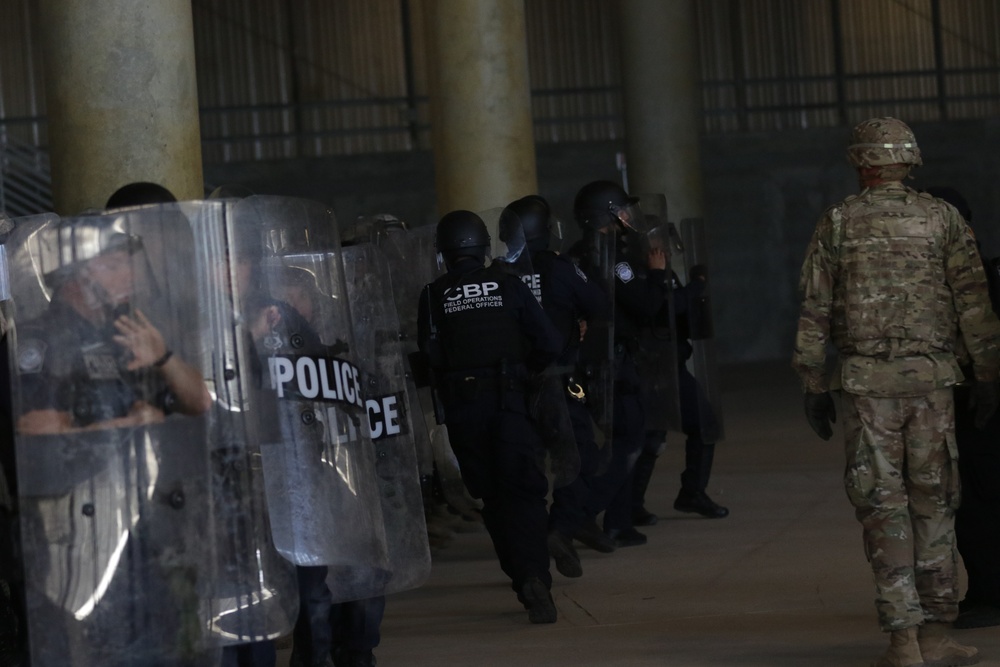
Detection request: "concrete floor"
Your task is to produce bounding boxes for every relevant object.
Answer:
[282,361,1000,666]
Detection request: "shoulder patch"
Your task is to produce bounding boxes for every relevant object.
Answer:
[17,339,46,374]
[614,262,634,283]
[574,265,588,282]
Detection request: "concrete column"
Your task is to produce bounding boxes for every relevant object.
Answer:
[39,0,204,214]
[619,0,704,221]
[422,0,537,215]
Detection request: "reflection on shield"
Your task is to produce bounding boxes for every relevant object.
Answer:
[375,225,474,512]
[188,200,299,645]
[6,207,221,665]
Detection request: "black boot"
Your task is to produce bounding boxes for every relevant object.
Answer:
[572,519,616,553]
[547,530,583,578]
[519,577,557,624]
[673,490,729,518]
[675,441,729,518]
[605,526,647,548]
[333,647,375,667]
[631,449,659,526]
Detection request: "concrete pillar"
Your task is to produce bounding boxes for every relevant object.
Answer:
[39,0,204,214]
[422,0,537,215]
[619,0,704,221]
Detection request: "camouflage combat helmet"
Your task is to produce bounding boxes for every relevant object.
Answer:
[846,117,922,168]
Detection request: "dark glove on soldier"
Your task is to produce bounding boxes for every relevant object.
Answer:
[971,380,1000,430]
[804,391,836,441]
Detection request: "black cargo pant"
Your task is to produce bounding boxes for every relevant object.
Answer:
[289,565,333,667]
[442,381,551,592]
[330,596,386,655]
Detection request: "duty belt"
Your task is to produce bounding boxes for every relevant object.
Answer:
[444,374,525,398]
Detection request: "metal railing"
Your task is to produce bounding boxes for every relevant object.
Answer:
[0,65,996,211]
[0,130,51,217]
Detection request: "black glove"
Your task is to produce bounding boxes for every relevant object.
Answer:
[804,391,836,441]
[970,380,1000,430]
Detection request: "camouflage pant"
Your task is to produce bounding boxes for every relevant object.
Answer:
[842,389,962,631]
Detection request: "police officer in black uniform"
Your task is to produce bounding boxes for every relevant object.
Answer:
[498,195,612,578]
[571,180,668,548]
[417,210,561,624]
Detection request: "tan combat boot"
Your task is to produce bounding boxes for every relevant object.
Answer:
[872,627,925,667]
[917,622,980,666]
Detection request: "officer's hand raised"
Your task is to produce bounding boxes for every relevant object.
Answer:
[647,247,666,271]
[804,391,836,440]
[112,309,168,370]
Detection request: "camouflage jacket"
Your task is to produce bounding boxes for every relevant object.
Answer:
[792,182,1000,396]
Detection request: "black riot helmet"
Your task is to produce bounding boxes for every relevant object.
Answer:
[500,195,551,254]
[105,181,177,210]
[573,180,642,233]
[435,210,491,268]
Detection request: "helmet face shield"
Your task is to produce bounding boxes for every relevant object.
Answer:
[613,199,645,234]
[549,215,565,242]
[574,180,637,232]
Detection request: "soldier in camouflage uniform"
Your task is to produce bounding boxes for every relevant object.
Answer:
[793,117,1000,667]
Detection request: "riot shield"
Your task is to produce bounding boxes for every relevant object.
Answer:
[484,206,580,487]
[570,226,617,464]
[231,195,391,605]
[366,218,436,493]
[341,241,432,595]
[631,194,682,433]
[375,224,474,514]
[6,207,222,666]
[678,218,725,443]
[186,200,299,646]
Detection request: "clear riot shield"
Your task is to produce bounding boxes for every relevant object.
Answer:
[632,194,682,433]
[366,219,436,490]
[341,241,431,594]
[571,227,617,461]
[6,207,221,666]
[186,200,299,646]
[231,195,391,605]
[375,225,473,514]
[484,207,580,487]
[679,218,725,443]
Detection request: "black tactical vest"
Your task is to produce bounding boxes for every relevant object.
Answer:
[428,265,526,372]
